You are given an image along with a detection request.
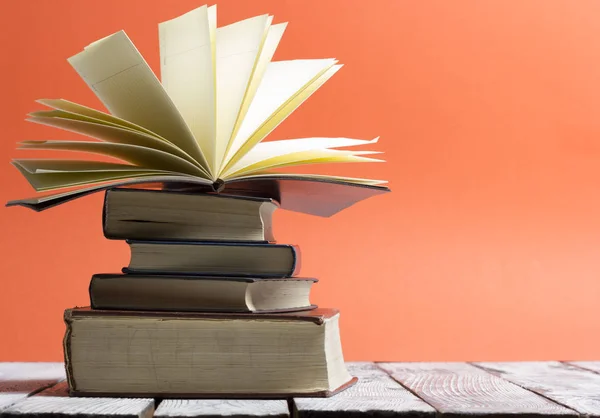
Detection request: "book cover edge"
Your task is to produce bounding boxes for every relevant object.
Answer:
[67,376,357,399]
[91,273,318,282]
[62,309,76,394]
[64,306,336,324]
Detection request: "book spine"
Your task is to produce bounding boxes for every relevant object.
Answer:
[101,190,115,239]
[62,309,76,395]
[289,245,301,277]
[88,276,97,309]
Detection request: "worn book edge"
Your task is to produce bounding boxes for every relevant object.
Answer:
[63,307,353,398]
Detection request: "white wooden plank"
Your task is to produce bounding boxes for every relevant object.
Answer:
[293,362,436,417]
[155,399,289,417]
[0,363,65,381]
[0,362,66,412]
[475,361,600,416]
[565,361,600,374]
[380,362,576,416]
[1,381,154,418]
[0,395,28,412]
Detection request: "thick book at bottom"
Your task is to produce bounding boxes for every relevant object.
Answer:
[63,307,356,398]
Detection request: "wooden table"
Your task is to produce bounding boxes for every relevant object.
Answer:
[2,361,600,417]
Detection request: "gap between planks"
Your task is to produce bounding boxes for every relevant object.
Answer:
[472,361,600,417]
[563,361,600,375]
[378,361,577,417]
[293,362,436,418]
[0,381,155,418]
[0,362,66,412]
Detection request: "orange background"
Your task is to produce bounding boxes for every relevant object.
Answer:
[1,0,600,361]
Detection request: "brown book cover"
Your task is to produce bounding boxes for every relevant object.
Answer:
[8,176,389,217]
[65,306,338,324]
[63,307,357,398]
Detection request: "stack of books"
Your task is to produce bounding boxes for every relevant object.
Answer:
[7,5,390,398]
[62,187,355,398]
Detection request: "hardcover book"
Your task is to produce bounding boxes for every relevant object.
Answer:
[63,307,356,398]
[90,274,317,313]
[103,188,278,242]
[123,241,300,277]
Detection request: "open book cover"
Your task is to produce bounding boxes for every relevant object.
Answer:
[7,5,390,217]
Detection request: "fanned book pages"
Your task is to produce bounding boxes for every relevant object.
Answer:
[7,5,390,217]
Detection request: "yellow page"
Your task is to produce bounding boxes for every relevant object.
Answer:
[67,31,208,169]
[229,64,343,169]
[13,164,172,192]
[222,59,338,173]
[159,5,216,174]
[225,22,287,164]
[31,109,139,132]
[30,110,182,154]
[224,136,379,176]
[230,172,388,186]
[214,14,271,171]
[7,175,213,208]
[37,99,164,140]
[18,141,207,177]
[27,116,205,173]
[224,149,384,179]
[13,160,141,174]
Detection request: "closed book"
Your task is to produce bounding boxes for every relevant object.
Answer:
[63,307,356,398]
[102,188,278,242]
[89,274,317,313]
[123,241,300,277]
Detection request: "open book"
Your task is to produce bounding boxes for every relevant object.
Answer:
[7,5,389,217]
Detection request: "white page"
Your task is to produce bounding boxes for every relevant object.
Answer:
[223,59,336,166]
[67,31,207,168]
[228,64,343,169]
[159,5,216,174]
[225,21,287,163]
[225,136,379,175]
[214,14,271,170]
